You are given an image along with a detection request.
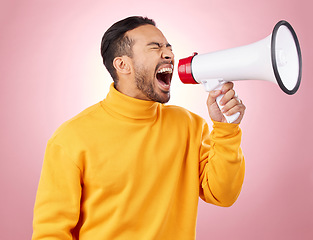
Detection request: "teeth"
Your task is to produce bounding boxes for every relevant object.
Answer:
[157,68,173,74]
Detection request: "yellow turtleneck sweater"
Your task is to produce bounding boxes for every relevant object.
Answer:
[32,84,245,240]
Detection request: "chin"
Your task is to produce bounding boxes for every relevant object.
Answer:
[156,91,171,104]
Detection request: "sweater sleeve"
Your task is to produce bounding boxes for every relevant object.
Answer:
[32,140,82,239]
[199,121,245,207]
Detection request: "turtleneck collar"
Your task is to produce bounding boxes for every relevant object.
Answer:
[101,83,160,122]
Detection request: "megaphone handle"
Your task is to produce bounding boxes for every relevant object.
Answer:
[216,93,240,123]
[215,85,240,124]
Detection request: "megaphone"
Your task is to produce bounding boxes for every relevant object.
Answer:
[178,20,302,123]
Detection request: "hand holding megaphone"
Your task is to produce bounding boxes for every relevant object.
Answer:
[195,66,242,123]
[207,81,243,123]
[178,20,302,123]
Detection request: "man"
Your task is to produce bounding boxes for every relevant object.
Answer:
[32,16,245,240]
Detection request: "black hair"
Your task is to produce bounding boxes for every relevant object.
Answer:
[100,16,156,82]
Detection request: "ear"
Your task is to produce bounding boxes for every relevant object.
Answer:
[113,56,132,75]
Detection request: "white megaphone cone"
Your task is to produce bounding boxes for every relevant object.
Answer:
[178,20,302,123]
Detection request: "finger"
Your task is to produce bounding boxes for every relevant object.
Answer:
[219,88,236,106]
[223,99,246,116]
[221,98,244,114]
[221,82,234,94]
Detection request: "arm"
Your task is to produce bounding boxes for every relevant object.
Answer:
[199,121,245,207]
[32,140,82,239]
[199,82,245,206]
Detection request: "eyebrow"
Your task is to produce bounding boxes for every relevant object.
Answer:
[147,42,172,48]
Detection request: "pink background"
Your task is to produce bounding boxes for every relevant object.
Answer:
[1,0,312,239]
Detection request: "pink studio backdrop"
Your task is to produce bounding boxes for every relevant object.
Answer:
[1,0,312,239]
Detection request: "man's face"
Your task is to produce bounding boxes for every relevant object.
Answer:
[126,25,174,103]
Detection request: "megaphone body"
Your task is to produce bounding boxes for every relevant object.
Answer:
[178,20,302,123]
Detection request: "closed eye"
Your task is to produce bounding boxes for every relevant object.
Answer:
[147,42,161,50]
[147,42,172,51]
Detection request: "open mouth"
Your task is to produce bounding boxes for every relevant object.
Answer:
[156,67,173,90]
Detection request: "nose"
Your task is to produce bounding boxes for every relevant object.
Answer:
[162,48,174,60]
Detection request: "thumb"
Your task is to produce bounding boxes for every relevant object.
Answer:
[207,90,222,107]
